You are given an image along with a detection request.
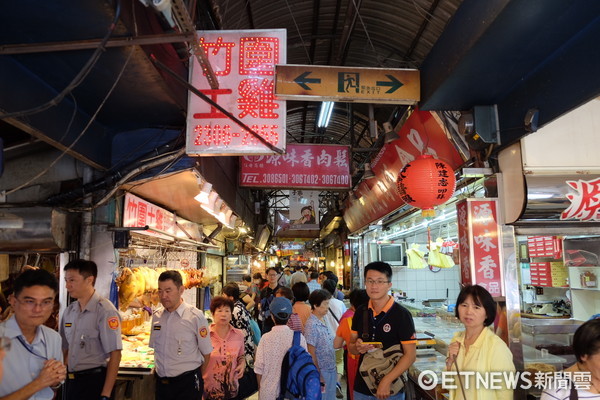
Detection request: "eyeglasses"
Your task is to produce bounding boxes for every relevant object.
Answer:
[16,298,54,310]
[0,337,10,351]
[365,279,390,286]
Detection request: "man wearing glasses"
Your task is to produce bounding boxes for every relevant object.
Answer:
[348,262,416,400]
[258,267,281,334]
[60,259,122,400]
[0,268,66,399]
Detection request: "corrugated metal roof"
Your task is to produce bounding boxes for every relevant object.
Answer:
[210,0,463,149]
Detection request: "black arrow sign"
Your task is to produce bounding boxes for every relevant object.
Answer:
[376,75,403,94]
[294,71,321,90]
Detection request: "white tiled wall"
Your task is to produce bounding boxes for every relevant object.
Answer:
[390,266,461,303]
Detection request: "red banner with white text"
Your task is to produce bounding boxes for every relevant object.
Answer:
[343,109,464,232]
[240,144,351,189]
[456,198,504,296]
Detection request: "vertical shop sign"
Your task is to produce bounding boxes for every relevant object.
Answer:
[456,199,503,296]
[186,30,287,156]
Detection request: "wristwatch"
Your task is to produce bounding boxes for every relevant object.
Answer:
[100,396,110,400]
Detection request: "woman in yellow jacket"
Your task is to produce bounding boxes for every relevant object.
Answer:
[446,285,515,400]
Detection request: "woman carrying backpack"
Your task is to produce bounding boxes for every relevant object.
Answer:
[305,289,337,400]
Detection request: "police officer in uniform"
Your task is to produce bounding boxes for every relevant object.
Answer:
[0,269,66,399]
[60,259,122,400]
[150,270,212,400]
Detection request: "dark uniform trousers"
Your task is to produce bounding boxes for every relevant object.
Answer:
[65,366,107,399]
[156,368,203,400]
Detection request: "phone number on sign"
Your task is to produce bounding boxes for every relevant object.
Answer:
[242,173,349,186]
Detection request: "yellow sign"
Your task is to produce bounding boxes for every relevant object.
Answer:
[275,65,420,104]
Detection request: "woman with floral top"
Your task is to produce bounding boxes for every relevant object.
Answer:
[203,296,245,400]
[222,283,256,365]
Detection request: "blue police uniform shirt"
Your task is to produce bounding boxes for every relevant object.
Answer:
[0,315,63,400]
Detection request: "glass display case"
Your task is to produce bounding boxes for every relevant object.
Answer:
[224,254,250,283]
[521,319,582,368]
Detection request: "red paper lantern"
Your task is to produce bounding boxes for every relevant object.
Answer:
[396,154,456,217]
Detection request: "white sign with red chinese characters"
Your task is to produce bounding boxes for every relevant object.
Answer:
[561,177,600,221]
[186,30,287,156]
[456,198,503,296]
[123,193,177,240]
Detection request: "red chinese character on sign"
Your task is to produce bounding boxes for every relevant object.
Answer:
[126,199,138,221]
[137,203,147,227]
[237,78,279,118]
[561,178,600,221]
[239,37,279,75]
[199,37,236,76]
[193,89,233,119]
[155,209,164,231]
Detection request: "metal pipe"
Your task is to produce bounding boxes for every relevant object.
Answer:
[0,33,196,55]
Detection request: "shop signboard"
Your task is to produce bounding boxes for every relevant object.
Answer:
[456,198,504,296]
[343,109,465,232]
[124,193,176,240]
[186,29,286,156]
[275,65,420,104]
[239,143,351,189]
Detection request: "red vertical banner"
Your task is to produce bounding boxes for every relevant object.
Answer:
[456,199,503,296]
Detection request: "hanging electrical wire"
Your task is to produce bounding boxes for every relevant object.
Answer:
[0,0,122,120]
[5,45,136,196]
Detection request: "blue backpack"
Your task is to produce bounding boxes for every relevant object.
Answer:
[278,331,322,400]
[248,318,262,345]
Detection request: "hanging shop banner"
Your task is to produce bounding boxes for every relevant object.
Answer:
[456,198,504,296]
[239,144,351,189]
[186,29,287,156]
[123,193,202,241]
[124,193,176,240]
[289,190,320,230]
[343,109,465,232]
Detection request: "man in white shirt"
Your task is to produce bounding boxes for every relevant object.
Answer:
[254,297,307,400]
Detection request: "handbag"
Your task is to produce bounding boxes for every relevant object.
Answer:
[234,367,258,399]
[358,344,406,396]
[358,307,406,396]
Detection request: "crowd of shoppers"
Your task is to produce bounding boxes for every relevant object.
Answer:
[4,259,593,400]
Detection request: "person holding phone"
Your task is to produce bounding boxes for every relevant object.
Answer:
[349,262,416,400]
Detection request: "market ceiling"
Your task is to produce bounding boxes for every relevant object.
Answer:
[1,0,599,200]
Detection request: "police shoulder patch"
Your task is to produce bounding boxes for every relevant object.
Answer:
[107,316,119,330]
[199,327,208,337]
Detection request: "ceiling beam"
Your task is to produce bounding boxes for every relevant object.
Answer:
[0,57,110,170]
[0,33,196,55]
[420,0,600,147]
